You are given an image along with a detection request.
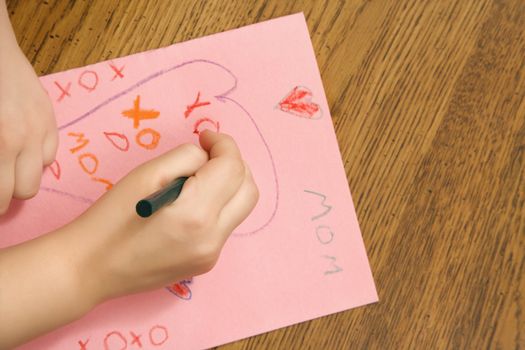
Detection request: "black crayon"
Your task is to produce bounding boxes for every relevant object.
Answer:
[135,177,188,218]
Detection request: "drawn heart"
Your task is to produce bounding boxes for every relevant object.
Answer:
[278,86,322,119]
[166,279,193,300]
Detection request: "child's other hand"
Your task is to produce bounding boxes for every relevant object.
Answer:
[0,48,58,213]
[66,130,258,305]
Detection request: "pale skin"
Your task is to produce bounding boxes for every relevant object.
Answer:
[0,2,259,349]
[0,0,58,212]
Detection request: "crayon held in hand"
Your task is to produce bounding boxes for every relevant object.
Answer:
[136,177,188,218]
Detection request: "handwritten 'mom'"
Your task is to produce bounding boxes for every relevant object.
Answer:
[304,190,343,276]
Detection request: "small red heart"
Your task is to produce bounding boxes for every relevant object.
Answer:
[278,86,321,119]
[166,279,193,300]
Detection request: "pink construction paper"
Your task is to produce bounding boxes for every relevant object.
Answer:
[0,13,377,350]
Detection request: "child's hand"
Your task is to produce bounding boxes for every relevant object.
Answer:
[0,48,58,213]
[0,130,258,347]
[67,130,258,304]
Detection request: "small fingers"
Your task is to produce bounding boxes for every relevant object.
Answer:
[217,162,259,241]
[199,129,242,159]
[0,157,16,214]
[42,130,58,166]
[189,131,245,214]
[13,146,43,199]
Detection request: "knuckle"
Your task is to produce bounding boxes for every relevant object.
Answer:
[43,152,56,166]
[192,242,220,273]
[43,157,53,167]
[14,184,39,200]
[0,126,25,152]
[249,181,260,203]
[43,134,59,165]
[224,157,245,179]
[183,211,210,232]
[14,172,42,200]
[28,90,54,118]
[217,135,240,153]
[243,162,259,203]
[179,143,207,161]
[0,200,9,215]
[42,97,55,116]
[45,129,59,146]
[219,133,236,145]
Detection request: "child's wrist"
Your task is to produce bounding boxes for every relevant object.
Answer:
[51,223,106,314]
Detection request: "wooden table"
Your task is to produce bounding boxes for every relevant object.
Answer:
[6,0,524,348]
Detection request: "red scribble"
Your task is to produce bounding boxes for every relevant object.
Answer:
[78,338,89,350]
[173,284,186,295]
[129,331,142,348]
[104,331,127,350]
[148,325,168,346]
[184,92,210,118]
[278,86,320,118]
[78,153,99,175]
[167,282,191,299]
[49,160,61,180]
[68,132,90,153]
[54,81,71,102]
[121,95,160,129]
[104,131,130,151]
[135,128,160,150]
[109,63,125,80]
[92,177,113,190]
[78,70,99,92]
[193,117,220,135]
[166,278,192,299]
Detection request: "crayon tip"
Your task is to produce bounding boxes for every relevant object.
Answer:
[136,200,153,218]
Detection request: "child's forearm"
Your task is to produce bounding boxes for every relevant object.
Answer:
[0,226,96,349]
[0,0,18,53]
[0,131,256,348]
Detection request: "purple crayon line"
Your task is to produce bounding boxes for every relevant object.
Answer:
[47,59,278,236]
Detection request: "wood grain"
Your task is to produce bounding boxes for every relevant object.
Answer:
[5,0,524,348]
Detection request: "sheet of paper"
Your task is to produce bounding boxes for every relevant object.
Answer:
[0,13,377,350]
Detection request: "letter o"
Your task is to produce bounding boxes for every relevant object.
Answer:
[149,325,168,346]
[78,153,99,175]
[104,331,127,350]
[136,128,160,150]
[315,225,334,244]
[78,70,99,91]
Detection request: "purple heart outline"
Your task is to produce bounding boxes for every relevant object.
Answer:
[166,279,193,300]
